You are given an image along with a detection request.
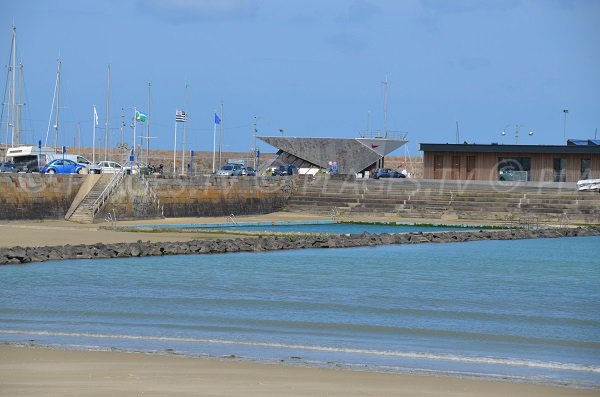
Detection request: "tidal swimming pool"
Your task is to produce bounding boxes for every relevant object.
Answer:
[125,221,484,234]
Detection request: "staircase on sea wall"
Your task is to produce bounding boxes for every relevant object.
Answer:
[66,173,125,223]
[286,176,600,224]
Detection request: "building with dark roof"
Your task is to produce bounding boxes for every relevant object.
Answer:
[258,136,407,175]
[420,142,600,182]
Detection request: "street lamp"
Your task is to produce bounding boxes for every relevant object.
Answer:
[501,124,534,144]
[563,109,569,144]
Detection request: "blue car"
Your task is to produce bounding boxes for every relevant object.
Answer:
[41,159,86,174]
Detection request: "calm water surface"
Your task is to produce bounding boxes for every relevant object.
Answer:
[1,236,599,387]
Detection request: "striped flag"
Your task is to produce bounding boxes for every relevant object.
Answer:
[176,110,188,123]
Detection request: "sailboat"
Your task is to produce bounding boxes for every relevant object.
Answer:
[1,26,57,169]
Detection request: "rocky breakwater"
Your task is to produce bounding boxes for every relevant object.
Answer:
[1,227,599,265]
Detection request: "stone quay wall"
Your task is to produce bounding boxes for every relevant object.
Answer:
[1,227,598,265]
[145,175,293,218]
[0,174,293,221]
[0,174,85,220]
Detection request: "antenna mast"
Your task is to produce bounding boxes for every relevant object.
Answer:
[382,75,389,138]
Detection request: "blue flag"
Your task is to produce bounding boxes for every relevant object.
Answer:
[215,113,221,125]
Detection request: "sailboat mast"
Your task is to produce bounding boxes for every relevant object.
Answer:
[104,64,110,161]
[10,26,16,146]
[53,59,61,149]
[16,63,23,145]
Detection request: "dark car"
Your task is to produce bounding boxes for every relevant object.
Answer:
[272,164,298,176]
[0,162,18,173]
[15,159,40,173]
[41,159,86,174]
[372,168,406,179]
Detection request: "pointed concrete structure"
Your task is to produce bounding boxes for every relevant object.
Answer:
[258,136,407,175]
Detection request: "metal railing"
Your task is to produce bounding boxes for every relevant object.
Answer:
[140,174,164,217]
[92,170,126,219]
[226,214,238,225]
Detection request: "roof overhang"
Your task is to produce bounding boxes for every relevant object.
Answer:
[259,136,407,174]
[420,143,600,155]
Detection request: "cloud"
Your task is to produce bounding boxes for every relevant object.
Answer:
[327,32,368,53]
[420,0,519,14]
[347,0,380,23]
[137,0,259,23]
[459,57,491,71]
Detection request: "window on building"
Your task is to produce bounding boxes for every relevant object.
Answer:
[553,158,567,182]
[581,159,591,180]
[498,157,531,181]
[466,156,476,179]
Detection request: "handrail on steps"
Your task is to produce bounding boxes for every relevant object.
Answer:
[140,174,164,217]
[91,170,126,218]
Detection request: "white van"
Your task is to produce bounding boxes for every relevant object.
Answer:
[6,146,55,172]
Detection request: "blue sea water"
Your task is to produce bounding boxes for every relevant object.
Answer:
[1,236,599,388]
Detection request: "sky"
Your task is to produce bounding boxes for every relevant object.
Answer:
[1,0,599,157]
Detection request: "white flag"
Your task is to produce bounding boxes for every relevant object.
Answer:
[93,106,99,126]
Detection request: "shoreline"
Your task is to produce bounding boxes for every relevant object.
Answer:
[1,344,598,397]
[1,225,599,265]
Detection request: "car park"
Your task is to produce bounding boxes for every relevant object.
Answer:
[372,168,406,179]
[216,163,244,176]
[41,159,86,174]
[0,162,18,173]
[272,164,298,176]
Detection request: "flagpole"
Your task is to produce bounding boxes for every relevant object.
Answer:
[173,118,177,175]
[212,115,217,173]
[181,84,189,176]
[104,64,110,162]
[92,106,96,163]
[146,82,151,165]
[218,102,223,167]
[132,107,136,164]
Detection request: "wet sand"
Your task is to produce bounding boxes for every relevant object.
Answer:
[1,345,597,397]
[2,214,593,396]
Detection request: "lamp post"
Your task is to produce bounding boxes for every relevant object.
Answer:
[563,109,569,144]
[501,124,533,144]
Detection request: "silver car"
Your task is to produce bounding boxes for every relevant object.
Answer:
[216,164,243,176]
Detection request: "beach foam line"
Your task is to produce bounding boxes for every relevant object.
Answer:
[2,329,599,374]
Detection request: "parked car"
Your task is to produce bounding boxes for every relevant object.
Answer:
[0,162,18,173]
[41,159,86,174]
[372,168,406,179]
[272,164,298,176]
[242,166,256,176]
[16,159,40,173]
[95,160,123,174]
[216,163,244,176]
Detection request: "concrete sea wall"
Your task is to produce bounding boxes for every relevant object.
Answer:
[0,174,85,220]
[1,227,598,265]
[0,174,293,221]
[146,176,293,218]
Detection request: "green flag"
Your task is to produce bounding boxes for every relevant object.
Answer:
[135,110,147,123]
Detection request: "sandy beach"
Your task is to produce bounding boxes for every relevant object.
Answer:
[1,345,597,397]
[0,212,334,247]
[2,215,598,396]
